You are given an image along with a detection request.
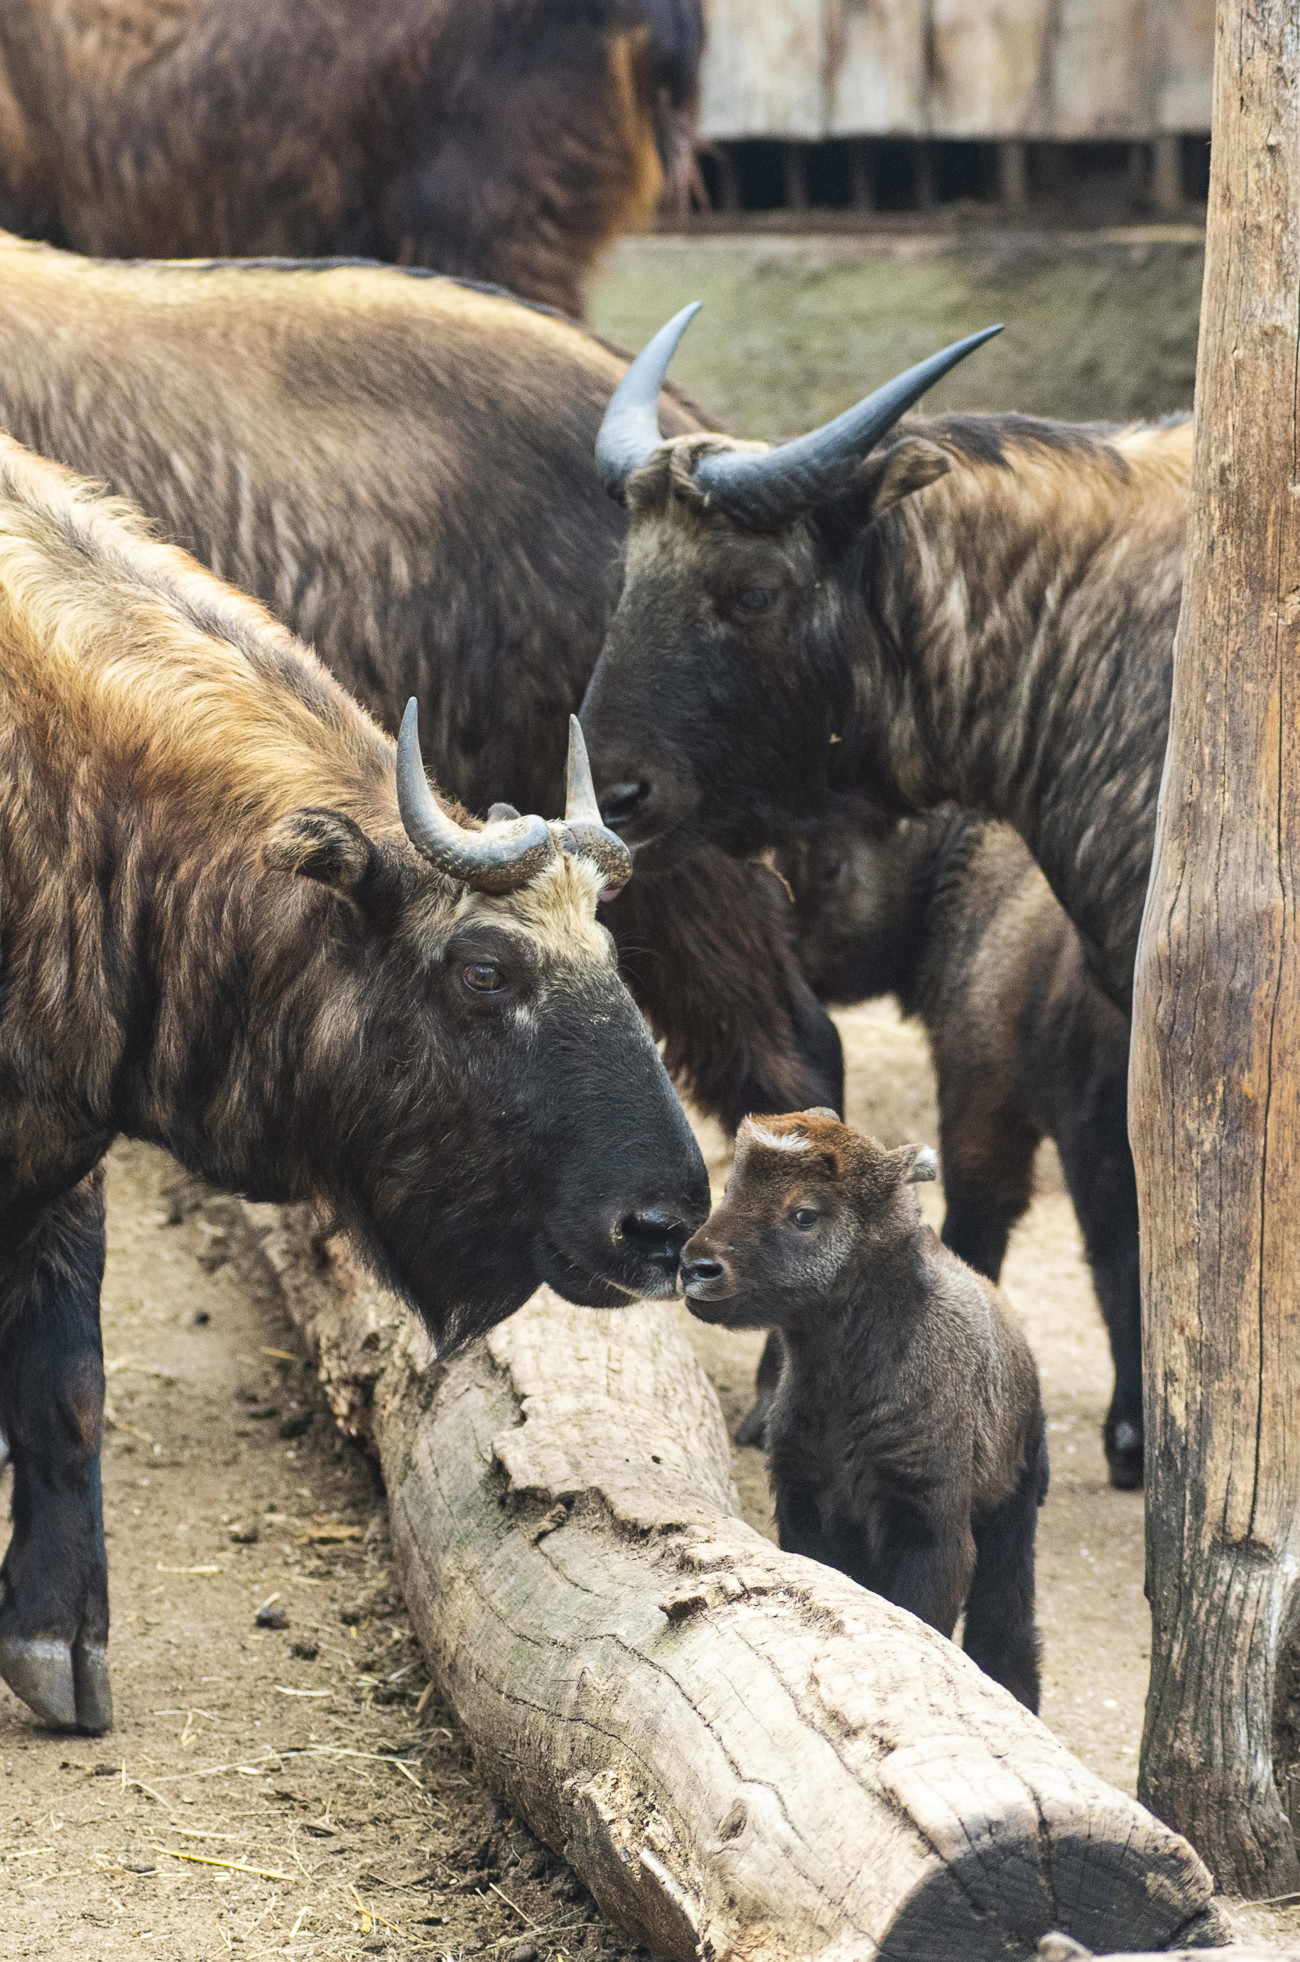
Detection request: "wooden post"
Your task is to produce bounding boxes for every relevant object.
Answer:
[998,139,1030,213]
[1151,133,1184,215]
[1130,0,1300,1899]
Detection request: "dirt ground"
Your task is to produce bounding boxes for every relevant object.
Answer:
[5,1004,1300,1956]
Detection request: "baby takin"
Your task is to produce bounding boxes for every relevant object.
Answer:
[681,1111,1048,1710]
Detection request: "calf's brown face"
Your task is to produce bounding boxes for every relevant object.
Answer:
[680,1110,936,1331]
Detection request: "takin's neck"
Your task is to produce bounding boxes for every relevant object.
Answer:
[853,416,1191,1008]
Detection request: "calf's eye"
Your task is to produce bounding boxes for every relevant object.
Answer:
[791,1207,819,1230]
[463,962,504,994]
[734,584,779,617]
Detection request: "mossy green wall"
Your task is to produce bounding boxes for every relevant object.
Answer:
[589,230,1204,437]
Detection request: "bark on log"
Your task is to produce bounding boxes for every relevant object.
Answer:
[1128,0,1300,1900]
[245,1201,1227,1959]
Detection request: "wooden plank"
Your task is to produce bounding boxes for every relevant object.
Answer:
[695,0,1214,142]
[698,0,827,139]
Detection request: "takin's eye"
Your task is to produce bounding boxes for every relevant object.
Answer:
[463,962,505,995]
[730,584,780,618]
[790,1207,819,1230]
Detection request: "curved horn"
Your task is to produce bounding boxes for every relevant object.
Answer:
[556,716,633,891]
[595,302,701,497]
[396,699,554,893]
[694,325,1004,524]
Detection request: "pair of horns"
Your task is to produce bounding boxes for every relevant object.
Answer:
[595,304,1003,524]
[396,703,631,895]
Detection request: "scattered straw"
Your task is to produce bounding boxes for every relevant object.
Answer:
[152,1845,295,1882]
[487,1880,536,1926]
[156,1562,221,1576]
[260,1348,297,1363]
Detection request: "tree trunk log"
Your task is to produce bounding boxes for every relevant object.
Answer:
[246,1203,1228,1961]
[1129,0,1300,1900]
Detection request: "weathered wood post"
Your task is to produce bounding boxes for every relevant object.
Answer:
[1129,0,1300,1898]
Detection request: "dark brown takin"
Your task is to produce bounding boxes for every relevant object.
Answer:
[681,1110,1047,1711]
[0,234,842,1133]
[0,0,702,318]
[581,305,1189,1013]
[0,433,707,1738]
[778,807,1140,1489]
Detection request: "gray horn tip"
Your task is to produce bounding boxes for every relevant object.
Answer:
[595,301,704,498]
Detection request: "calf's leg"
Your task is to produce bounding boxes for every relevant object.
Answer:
[963,1435,1048,1712]
[0,1171,112,1733]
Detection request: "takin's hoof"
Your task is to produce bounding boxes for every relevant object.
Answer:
[1105,1418,1144,1491]
[0,1632,113,1733]
[734,1390,773,1450]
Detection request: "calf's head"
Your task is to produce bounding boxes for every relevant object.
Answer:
[580,306,1000,865]
[260,710,709,1354]
[680,1110,936,1332]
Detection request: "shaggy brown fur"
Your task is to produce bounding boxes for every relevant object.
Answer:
[582,411,1191,1012]
[0,233,842,1131]
[781,808,1141,1487]
[0,431,707,1734]
[682,1111,1047,1709]
[0,0,699,317]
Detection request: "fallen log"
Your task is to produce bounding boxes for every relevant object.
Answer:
[246,1203,1230,1961]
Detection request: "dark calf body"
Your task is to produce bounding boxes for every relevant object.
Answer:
[0,0,701,318]
[0,434,707,1732]
[0,235,841,1135]
[683,1111,1047,1709]
[782,809,1141,1487]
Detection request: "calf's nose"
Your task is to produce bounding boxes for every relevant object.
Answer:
[680,1252,726,1288]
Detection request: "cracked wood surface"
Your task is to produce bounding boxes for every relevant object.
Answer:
[1129,0,1300,1900]
[247,1202,1228,1960]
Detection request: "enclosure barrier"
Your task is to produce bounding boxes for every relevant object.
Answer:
[243,1202,1228,1961]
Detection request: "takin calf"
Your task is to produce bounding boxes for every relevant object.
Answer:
[681,1110,1047,1711]
[780,808,1140,1489]
[0,0,702,317]
[0,433,707,1735]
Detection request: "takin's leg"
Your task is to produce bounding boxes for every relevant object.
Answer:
[936,1092,1039,1284]
[1054,1100,1144,1489]
[0,1171,112,1733]
[963,1435,1048,1712]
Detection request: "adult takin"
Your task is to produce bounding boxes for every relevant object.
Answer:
[581,306,1190,1012]
[0,434,708,1735]
[681,1111,1047,1711]
[781,808,1140,1487]
[0,0,703,317]
[0,234,842,1135]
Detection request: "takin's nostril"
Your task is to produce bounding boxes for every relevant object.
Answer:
[618,1205,688,1258]
[600,780,651,828]
[681,1255,726,1286]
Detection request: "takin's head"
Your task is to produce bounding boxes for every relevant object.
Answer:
[579,306,1001,866]
[679,1110,936,1332]
[256,709,709,1355]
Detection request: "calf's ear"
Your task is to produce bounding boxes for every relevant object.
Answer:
[899,1143,939,1184]
[264,808,403,922]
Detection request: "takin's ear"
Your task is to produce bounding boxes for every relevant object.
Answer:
[264,808,402,920]
[805,1107,841,1122]
[899,1143,939,1185]
[848,437,952,525]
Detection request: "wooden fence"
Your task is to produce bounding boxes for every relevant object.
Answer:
[698,0,1214,141]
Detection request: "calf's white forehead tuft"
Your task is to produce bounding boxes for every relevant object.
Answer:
[747,1123,811,1152]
